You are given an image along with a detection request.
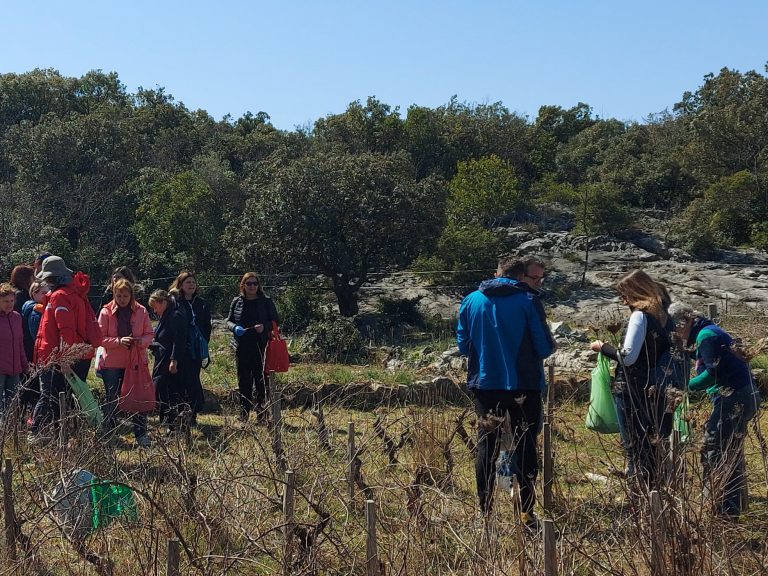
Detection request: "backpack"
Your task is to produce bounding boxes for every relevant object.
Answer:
[72,272,103,348]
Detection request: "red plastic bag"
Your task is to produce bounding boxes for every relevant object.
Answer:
[118,347,156,413]
[264,322,290,374]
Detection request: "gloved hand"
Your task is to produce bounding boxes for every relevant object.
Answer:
[234,325,246,338]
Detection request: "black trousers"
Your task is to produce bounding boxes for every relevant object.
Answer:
[31,359,90,433]
[236,344,267,413]
[621,381,673,490]
[472,388,542,514]
[155,372,184,428]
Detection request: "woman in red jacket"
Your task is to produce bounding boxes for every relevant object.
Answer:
[97,278,154,447]
[30,256,95,437]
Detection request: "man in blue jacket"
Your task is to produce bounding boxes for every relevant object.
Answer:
[457,256,555,525]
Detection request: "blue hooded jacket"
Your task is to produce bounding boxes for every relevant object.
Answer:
[457,277,555,391]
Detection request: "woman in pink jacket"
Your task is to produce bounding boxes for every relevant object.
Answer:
[0,283,28,419]
[97,278,153,447]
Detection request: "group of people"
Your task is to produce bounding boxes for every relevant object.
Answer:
[1,255,280,447]
[458,257,761,530]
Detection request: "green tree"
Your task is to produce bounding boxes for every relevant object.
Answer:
[134,171,226,273]
[228,151,444,316]
[446,155,524,226]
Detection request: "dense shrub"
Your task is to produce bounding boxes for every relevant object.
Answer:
[301,311,366,363]
[375,296,425,328]
[275,280,323,334]
[411,223,504,286]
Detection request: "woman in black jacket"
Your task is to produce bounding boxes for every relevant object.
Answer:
[148,290,188,431]
[169,272,212,424]
[226,272,279,422]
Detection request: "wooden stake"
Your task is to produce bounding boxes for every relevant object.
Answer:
[2,458,16,562]
[166,538,180,576]
[649,490,664,574]
[365,499,380,576]
[543,421,554,514]
[58,391,68,448]
[283,470,295,576]
[543,518,557,576]
[347,421,356,504]
[547,363,555,421]
[706,303,718,321]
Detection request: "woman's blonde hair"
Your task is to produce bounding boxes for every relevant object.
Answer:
[112,278,135,306]
[614,269,669,325]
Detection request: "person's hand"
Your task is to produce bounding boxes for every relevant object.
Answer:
[254,323,264,334]
[120,336,133,348]
[61,363,74,376]
[234,325,246,338]
[169,359,178,374]
[590,340,604,352]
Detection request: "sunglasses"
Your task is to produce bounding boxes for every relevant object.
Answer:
[245,281,259,287]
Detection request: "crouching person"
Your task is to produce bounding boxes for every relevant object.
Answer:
[457,256,555,529]
[670,302,761,520]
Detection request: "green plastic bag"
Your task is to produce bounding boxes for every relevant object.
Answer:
[586,353,619,434]
[65,373,104,429]
[90,482,138,530]
[673,394,690,443]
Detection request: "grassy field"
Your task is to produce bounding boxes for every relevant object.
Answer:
[1,327,768,575]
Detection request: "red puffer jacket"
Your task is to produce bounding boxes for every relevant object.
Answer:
[34,282,94,364]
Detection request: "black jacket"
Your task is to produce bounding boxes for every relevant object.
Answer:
[226,295,279,349]
[176,295,212,341]
[151,303,188,377]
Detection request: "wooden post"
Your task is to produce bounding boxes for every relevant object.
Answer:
[347,421,356,504]
[740,452,749,513]
[543,421,554,514]
[543,518,557,576]
[166,538,180,576]
[649,490,664,574]
[283,470,295,576]
[547,364,555,419]
[365,499,380,576]
[58,391,68,448]
[706,303,718,321]
[3,458,17,562]
[269,371,285,469]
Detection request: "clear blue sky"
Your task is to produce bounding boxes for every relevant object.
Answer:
[5,0,767,130]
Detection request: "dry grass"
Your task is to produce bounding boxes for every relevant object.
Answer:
[1,309,767,575]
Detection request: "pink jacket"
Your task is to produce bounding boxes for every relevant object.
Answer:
[97,301,153,370]
[0,310,28,376]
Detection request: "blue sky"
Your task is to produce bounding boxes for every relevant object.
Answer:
[4,1,767,130]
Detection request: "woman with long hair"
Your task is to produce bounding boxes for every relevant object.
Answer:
[589,269,680,489]
[169,272,211,424]
[226,272,279,422]
[97,279,154,447]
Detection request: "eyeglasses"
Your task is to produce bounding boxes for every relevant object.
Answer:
[245,281,259,287]
[524,273,545,281]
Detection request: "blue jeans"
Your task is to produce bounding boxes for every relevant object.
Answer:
[0,373,20,416]
[100,368,147,439]
[702,385,761,518]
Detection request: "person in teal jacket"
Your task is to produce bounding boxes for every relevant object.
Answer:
[670,302,760,520]
[457,255,555,525]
